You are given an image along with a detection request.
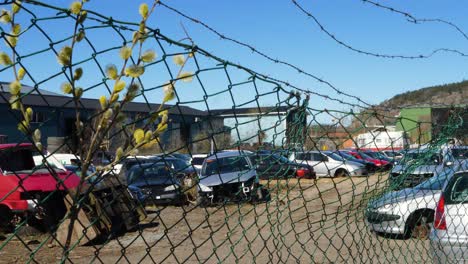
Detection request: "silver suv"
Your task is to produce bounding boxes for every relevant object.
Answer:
[289,151,367,178]
[430,170,468,263]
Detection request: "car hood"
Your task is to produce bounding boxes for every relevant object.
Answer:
[129,177,179,187]
[369,188,441,209]
[199,170,256,187]
[391,164,439,174]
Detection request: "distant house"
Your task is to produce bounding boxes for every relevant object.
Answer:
[354,126,409,151]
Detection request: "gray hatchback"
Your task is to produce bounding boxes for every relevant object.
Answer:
[430,170,468,263]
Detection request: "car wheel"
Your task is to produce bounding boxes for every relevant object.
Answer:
[251,185,270,204]
[412,215,431,239]
[405,211,433,240]
[0,206,13,229]
[197,195,210,208]
[334,169,350,178]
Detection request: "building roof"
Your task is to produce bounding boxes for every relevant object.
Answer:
[0,83,207,116]
[209,106,291,117]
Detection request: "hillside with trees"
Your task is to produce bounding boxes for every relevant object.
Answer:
[380,80,468,108]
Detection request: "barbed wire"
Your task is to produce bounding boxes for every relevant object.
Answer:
[361,0,468,42]
[157,1,374,110]
[290,0,468,59]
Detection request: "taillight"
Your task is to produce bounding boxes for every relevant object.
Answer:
[296,168,309,178]
[434,195,447,230]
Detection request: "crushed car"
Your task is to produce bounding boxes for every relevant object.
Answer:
[197,151,269,206]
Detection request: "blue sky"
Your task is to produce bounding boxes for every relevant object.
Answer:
[3,0,468,115]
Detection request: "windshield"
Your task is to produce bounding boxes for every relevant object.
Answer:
[170,159,191,170]
[202,156,250,176]
[325,152,344,161]
[127,164,173,185]
[336,152,359,162]
[357,152,373,160]
[252,154,290,165]
[416,172,450,190]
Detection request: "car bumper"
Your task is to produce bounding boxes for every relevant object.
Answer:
[366,211,405,235]
[144,192,184,205]
[430,230,468,263]
[9,199,38,213]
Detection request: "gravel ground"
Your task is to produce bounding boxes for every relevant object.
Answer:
[0,173,433,264]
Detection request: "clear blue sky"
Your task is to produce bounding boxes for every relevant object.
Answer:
[3,0,468,115]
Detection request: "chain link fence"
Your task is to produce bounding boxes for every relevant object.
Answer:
[0,1,467,263]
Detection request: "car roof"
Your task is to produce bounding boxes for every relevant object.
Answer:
[294,150,320,154]
[0,143,33,150]
[206,151,252,160]
[129,162,166,170]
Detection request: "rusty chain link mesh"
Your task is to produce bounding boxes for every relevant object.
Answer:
[0,1,467,263]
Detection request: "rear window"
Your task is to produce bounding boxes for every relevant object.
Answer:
[445,173,468,204]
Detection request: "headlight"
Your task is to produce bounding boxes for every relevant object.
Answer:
[164,185,179,191]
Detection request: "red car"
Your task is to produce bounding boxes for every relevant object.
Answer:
[344,150,391,170]
[0,143,80,229]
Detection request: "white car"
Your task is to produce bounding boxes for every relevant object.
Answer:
[289,151,367,178]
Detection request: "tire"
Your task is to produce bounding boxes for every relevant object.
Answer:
[0,206,13,229]
[334,169,350,178]
[197,195,210,208]
[251,186,270,204]
[29,194,67,233]
[405,211,433,240]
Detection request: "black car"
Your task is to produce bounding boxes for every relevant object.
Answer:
[251,153,316,180]
[119,156,196,181]
[127,163,186,205]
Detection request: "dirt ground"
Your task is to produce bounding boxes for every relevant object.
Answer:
[0,173,433,263]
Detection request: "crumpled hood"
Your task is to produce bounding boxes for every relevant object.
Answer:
[369,188,441,209]
[199,170,256,187]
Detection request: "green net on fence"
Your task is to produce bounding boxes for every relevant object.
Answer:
[0,1,467,263]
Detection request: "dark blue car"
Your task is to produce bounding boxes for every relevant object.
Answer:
[127,163,186,205]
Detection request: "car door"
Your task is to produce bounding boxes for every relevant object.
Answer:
[310,153,328,177]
